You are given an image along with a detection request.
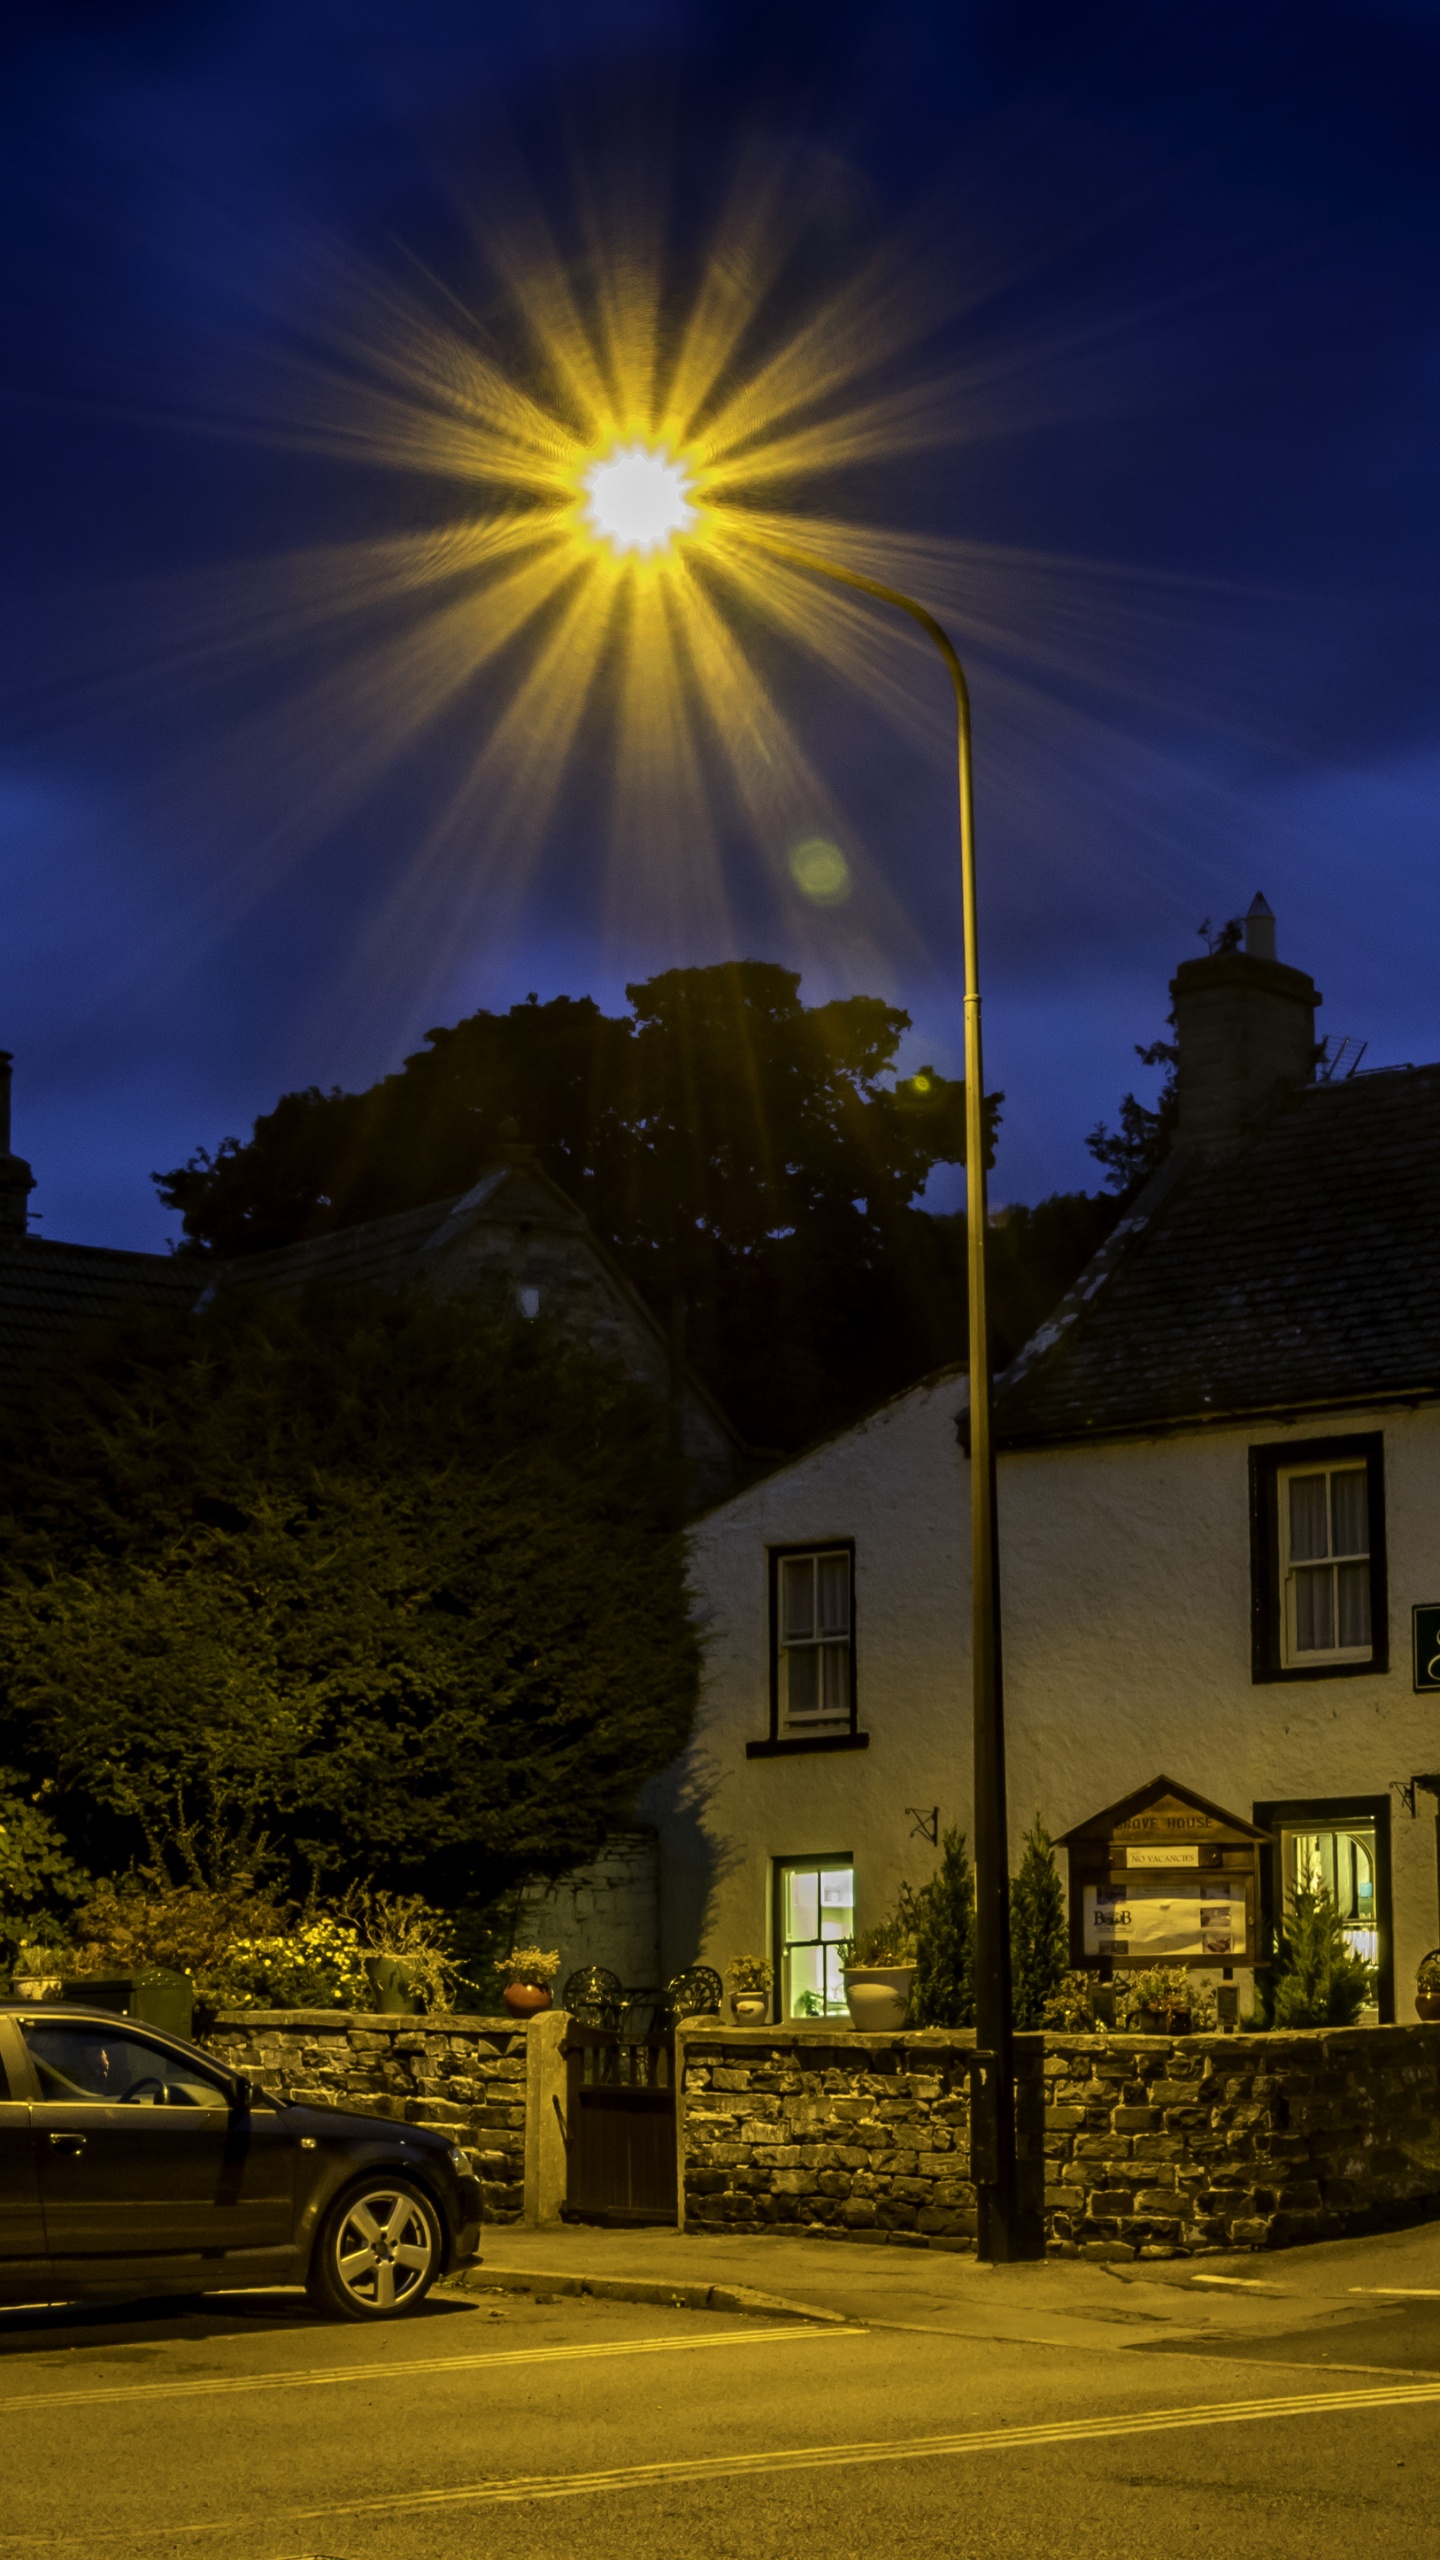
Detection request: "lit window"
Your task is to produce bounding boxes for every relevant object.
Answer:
[1279,1820,1379,1968]
[1279,1462,1372,1665]
[776,1549,852,1735]
[776,1860,854,2019]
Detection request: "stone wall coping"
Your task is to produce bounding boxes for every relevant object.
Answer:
[208,2009,520,2032]
[680,2023,1436,2053]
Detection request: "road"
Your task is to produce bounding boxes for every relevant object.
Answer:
[3,2268,1440,2560]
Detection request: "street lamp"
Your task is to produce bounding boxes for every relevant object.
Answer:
[585,442,1030,2263]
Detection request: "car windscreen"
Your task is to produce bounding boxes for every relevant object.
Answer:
[21,2021,228,2107]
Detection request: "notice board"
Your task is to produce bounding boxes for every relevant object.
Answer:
[1055,1775,1269,1973]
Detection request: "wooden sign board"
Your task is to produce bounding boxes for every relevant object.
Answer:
[1054,1775,1269,1973]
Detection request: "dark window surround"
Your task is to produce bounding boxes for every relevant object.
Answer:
[1248,1432,1389,1684]
[752,1539,865,1756]
[1254,1793,1393,2024]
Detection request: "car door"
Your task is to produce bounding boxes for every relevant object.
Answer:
[0,2017,46,2297]
[21,2017,295,2286]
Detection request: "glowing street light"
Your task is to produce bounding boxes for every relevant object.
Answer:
[583,444,697,556]
[572,454,1032,2265]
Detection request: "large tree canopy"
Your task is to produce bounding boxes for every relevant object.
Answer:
[156,961,1112,1448]
[0,1292,698,1924]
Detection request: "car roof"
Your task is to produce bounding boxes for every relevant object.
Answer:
[0,2004,200,2046]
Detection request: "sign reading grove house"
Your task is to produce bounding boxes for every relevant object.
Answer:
[1056,1776,1270,1973]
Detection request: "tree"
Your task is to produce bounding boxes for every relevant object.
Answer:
[1009,1814,1067,2030]
[906,1826,976,2029]
[0,1290,699,1929]
[1267,1882,1375,2028]
[0,1771,89,1968]
[155,963,998,1451]
[1086,1037,1178,1195]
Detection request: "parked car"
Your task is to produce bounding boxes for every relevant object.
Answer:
[0,2004,481,2320]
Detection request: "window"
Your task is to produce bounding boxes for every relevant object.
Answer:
[1278,1462,1371,1663]
[1255,1794,1393,2021]
[749,1543,867,1763]
[775,1859,854,2019]
[1249,1435,1387,1682]
[21,2023,229,2108]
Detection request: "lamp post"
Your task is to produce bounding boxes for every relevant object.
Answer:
[759,537,1025,2263]
[579,452,1031,2259]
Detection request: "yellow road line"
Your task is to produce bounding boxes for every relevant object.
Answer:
[5,2371,1440,2543]
[0,2321,860,2416]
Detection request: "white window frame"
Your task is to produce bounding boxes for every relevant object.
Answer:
[773,1546,854,1738]
[1278,1459,1373,1667]
[774,1857,855,2019]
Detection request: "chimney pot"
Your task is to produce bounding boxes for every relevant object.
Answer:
[1243,893,1277,962]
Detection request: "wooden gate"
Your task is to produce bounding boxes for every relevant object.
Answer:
[562,2021,677,2226]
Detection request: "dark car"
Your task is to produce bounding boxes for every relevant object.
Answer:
[0,2003,481,2320]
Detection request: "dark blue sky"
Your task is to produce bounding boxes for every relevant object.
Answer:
[2,0,1437,1248]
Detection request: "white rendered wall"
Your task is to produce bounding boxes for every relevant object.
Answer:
[648,1380,1440,2013]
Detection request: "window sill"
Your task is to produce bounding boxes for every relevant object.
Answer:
[1253,1657,1385,1685]
[746,1732,870,1758]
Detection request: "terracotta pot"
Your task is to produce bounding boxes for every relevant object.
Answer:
[843,1966,915,2032]
[502,1980,554,2018]
[730,1991,768,2022]
[1415,1988,1440,2021]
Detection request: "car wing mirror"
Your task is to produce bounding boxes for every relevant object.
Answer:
[229,2073,254,2111]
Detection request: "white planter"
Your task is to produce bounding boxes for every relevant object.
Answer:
[842,1966,915,2031]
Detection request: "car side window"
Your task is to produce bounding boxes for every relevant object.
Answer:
[21,2023,228,2108]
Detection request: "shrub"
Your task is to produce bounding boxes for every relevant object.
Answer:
[1268,1882,1375,2028]
[838,1916,917,1968]
[205,1915,370,2011]
[906,1827,976,2029]
[70,1871,286,1984]
[1010,1814,1067,2030]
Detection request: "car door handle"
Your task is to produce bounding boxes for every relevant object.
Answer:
[47,2133,86,2155]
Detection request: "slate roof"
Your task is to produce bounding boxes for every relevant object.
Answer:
[996,1063,1440,1443]
[0,1235,204,1382]
[216,1198,461,1298]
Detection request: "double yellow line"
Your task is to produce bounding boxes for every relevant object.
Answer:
[6,2366,1440,2541]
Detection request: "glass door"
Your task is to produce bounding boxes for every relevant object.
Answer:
[1279,1821,1378,1964]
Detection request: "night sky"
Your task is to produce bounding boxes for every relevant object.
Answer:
[3,1,1437,1250]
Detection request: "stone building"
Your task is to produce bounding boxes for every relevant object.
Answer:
[648,899,1440,2023]
[0,1092,744,1509]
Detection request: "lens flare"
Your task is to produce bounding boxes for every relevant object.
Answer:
[583,444,696,555]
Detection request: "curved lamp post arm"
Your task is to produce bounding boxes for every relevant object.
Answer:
[752,533,1024,2261]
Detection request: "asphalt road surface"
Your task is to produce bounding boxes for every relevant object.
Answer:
[3,2279,1440,2560]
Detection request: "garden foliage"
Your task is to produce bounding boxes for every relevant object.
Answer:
[906,1826,976,2029]
[0,1287,699,1932]
[1009,1814,1068,2030]
[1267,1882,1376,2028]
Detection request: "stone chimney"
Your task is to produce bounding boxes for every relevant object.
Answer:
[1170,896,1321,1152]
[0,1053,36,1242]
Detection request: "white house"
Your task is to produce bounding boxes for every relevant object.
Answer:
[645,899,1440,2023]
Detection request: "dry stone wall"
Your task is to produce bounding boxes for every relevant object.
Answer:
[681,2023,1440,2258]
[204,2011,528,2226]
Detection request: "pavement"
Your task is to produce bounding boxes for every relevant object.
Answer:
[457,2210,1440,2372]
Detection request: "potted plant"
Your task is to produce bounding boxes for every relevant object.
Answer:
[840,1915,917,2031]
[726,1957,772,2023]
[495,1946,560,2017]
[1416,1950,1440,2021]
[1120,1965,1215,2035]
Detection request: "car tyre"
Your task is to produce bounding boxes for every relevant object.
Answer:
[306,2175,442,2322]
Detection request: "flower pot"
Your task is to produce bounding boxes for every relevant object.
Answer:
[842,1966,915,2032]
[730,1991,768,2023]
[364,1954,421,2016]
[502,1980,553,2018]
[1415,1988,1440,2022]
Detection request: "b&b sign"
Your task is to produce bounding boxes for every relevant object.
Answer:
[1414,1604,1440,1693]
